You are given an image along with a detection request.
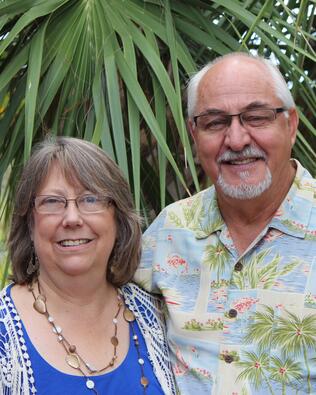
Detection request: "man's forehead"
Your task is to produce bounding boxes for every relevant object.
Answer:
[196,88,277,113]
[196,59,276,111]
[201,59,269,89]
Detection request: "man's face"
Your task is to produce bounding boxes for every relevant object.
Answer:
[189,57,298,201]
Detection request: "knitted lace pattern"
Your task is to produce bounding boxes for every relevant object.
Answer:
[122,283,177,395]
[0,286,36,395]
[0,283,177,395]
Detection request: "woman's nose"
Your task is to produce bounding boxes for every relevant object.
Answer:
[62,201,83,227]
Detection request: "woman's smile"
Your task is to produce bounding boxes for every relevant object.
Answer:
[32,163,117,278]
[55,238,94,249]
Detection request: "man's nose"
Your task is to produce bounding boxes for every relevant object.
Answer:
[223,115,252,151]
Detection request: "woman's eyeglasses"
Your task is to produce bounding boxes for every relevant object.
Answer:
[33,194,112,214]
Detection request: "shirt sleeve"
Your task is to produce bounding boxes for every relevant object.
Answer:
[133,210,167,295]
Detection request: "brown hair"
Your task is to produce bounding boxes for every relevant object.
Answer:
[8,136,142,286]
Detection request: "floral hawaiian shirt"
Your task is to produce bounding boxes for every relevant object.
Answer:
[135,160,316,395]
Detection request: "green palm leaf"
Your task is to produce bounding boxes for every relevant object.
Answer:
[237,351,272,391]
[273,311,316,357]
[269,356,303,388]
[243,305,275,352]
[0,0,315,273]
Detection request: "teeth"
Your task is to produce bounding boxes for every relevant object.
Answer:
[59,239,90,247]
[230,158,257,165]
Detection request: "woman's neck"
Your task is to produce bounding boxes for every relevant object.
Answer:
[36,273,117,318]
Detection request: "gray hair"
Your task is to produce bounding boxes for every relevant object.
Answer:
[8,136,142,286]
[187,52,295,120]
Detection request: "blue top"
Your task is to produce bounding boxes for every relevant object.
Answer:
[5,284,164,395]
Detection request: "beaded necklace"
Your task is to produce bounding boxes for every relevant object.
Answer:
[29,281,149,394]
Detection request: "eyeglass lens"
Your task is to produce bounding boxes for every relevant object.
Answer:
[195,108,280,132]
[34,195,109,214]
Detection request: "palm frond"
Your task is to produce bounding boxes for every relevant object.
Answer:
[0,0,315,234]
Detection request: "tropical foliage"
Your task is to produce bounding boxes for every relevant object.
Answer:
[0,0,315,224]
[0,0,315,282]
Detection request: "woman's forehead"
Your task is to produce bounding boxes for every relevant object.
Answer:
[37,162,85,193]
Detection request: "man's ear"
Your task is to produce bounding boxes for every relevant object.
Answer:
[287,107,299,147]
[187,119,196,142]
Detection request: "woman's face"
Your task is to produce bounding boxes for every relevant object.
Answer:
[31,163,117,281]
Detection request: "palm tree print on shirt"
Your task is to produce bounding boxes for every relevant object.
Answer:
[239,305,316,393]
[269,356,303,395]
[203,241,230,283]
[237,351,276,394]
[231,249,301,290]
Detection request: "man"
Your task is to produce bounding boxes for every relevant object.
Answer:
[135,53,316,394]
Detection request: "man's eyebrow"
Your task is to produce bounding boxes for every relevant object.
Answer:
[243,102,270,110]
[197,102,271,117]
[196,109,226,116]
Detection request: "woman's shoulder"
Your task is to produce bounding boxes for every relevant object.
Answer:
[0,283,36,395]
[0,283,14,312]
[121,283,163,313]
[121,283,177,395]
[121,282,161,300]
[0,283,23,337]
[121,282,166,332]
[0,283,12,296]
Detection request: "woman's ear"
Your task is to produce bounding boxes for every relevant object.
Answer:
[28,214,34,242]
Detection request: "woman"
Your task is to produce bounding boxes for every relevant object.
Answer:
[0,137,176,395]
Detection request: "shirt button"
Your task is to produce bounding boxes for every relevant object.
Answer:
[234,262,243,272]
[224,355,234,363]
[228,309,238,318]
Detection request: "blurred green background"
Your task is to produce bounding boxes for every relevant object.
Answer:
[0,0,315,286]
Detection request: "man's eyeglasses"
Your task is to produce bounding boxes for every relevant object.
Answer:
[33,194,112,215]
[193,107,287,134]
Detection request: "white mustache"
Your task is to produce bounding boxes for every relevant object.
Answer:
[217,146,267,163]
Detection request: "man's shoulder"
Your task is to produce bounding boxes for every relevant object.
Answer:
[294,160,316,188]
[293,162,316,206]
[163,185,215,214]
[147,186,217,234]
[283,162,316,236]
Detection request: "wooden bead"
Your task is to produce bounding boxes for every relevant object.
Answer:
[141,376,149,387]
[69,345,76,353]
[123,308,135,322]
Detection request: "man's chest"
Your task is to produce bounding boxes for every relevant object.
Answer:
[152,228,316,394]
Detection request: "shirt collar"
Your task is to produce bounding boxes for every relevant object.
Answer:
[193,187,224,239]
[269,160,315,238]
[194,160,315,240]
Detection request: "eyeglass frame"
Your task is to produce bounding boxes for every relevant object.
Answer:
[33,194,113,215]
[193,107,287,131]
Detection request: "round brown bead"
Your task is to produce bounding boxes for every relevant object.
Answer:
[69,345,76,353]
[141,376,149,387]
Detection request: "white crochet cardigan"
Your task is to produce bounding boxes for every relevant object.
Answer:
[0,282,177,395]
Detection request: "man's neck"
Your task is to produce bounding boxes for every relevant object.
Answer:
[216,164,296,255]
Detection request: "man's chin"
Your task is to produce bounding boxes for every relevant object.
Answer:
[216,170,272,200]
